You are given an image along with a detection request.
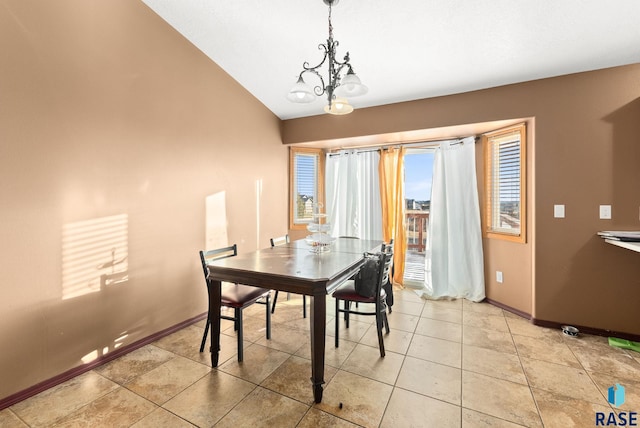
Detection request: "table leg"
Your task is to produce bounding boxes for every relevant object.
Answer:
[208,278,222,367]
[309,294,326,403]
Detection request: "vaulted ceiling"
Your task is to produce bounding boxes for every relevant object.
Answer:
[142,0,640,120]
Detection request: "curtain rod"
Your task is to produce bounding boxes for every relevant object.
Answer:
[328,135,479,155]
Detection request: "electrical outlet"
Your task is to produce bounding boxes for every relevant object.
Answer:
[600,205,612,220]
[554,205,565,218]
[496,271,503,283]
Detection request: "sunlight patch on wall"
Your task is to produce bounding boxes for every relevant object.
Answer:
[62,214,129,300]
[205,192,228,250]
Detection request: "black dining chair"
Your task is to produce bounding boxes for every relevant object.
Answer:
[269,234,307,318]
[199,244,271,362]
[332,248,393,357]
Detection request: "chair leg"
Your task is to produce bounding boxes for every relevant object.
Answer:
[236,308,244,362]
[302,296,307,318]
[265,295,272,340]
[383,310,390,334]
[335,298,340,348]
[200,317,209,353]
[376,311,386,358]
[271,290,279,314]
[344,300,350,329]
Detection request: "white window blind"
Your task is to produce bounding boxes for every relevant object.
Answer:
[488,131,522,235]
[293,152,318,224]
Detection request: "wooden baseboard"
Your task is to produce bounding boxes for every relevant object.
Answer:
[531,318,640,343]
[0,312,207,411]
[485,298,640,342]
[484,298,531,319]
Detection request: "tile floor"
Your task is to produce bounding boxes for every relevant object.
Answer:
[1,288,639,427]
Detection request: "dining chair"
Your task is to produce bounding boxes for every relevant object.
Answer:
[199,244,271,362]
[384,239,394,313]
[269,235,307,318]
[332,248,393,357]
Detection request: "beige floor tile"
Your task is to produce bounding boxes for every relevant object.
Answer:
[360,324,413,355]
[254,323,308,354]
[422,304,463,324]
[295,337,357,368]
[462,299,504,316]
[462,344,527,385]
[152,323,218,365]
[315,370,393,428]
[94,345,176,384]
[520,357,607,405]
[10,371,119,427]
[569,340,640,380]
[423,297,463,310]
[163,370,256,427]
[222,313,271,343]
[512,334,582,368]
[49,387,156,427]
[381,387,461,428]
[218,343,289,384]
[297,407,361,428]
[462,371,542,427]
[505,317,564,343]
[463,312,509,332]
[589,371,640,412]
[125,356,210,405]
[0,409,28,427]
[215,386,309,428]
[385,311,420,332]
[408,334,462,368]
[461,408,527,427]
[261,355,338,405]
[340,343,404,385]
[131,407,195,427]
[390,299,425,316]
[394,287,425,303]
[327,318,371,343]
[396,356,462,405]
[416,317,462,342]
[462,325,517,354]
[531,387,612,428]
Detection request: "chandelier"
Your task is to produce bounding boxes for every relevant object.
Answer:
[287,0,368,115]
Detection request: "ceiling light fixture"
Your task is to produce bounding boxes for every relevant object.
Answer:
[287,0,367,115]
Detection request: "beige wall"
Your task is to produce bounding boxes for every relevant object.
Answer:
[0,0,287,400]
[283,64,640,335]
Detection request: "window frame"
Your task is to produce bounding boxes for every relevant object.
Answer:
[482,123,527,243]
[289,147,325,230]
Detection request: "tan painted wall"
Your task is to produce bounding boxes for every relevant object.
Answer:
[0,0,287,400]
[283,64,640,335]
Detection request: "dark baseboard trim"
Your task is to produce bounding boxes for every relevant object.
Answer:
[531,318,640,343]
[0,312,208,411]
[485,299,640,342]
[484,298,531,320]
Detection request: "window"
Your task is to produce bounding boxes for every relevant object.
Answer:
[289,147,324,229]
[483,123,526,243]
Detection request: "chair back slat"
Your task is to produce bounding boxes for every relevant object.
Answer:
[270,235,289,247]
[199,244,238,280]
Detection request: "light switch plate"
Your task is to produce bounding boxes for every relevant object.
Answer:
[554,205,565,218]
[600,205,612,220]
[496,271,503,283]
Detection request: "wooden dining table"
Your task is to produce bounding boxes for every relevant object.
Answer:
[206,237,383,403]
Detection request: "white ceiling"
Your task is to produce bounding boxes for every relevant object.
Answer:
[141,0,640,121]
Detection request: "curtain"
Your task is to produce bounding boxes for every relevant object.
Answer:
[325,150,383,240]
[422,137,485,301]
[379,147,407,286]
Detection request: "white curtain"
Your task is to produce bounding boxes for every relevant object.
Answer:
[421,137,485,301]
[325,150,383,240]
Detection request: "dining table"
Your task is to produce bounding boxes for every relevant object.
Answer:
[206,237,383,403]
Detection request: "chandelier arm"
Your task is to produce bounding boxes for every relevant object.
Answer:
[299,68,327,97]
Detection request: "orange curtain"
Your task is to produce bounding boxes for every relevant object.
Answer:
[379,147,406,286]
